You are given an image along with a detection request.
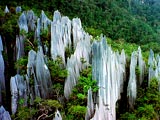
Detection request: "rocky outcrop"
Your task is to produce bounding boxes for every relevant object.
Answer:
[0,6,159,120]
[0,106,11,120]
[0,36,5,104]
[91,36,126,120]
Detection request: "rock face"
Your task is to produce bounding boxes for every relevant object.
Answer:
[16,6,22,13]
[127,47,146,109]
[10,74,27,114]
[26,47,52,100]
[50,10,91,99]
[4,6,9,13]
[0,7,159,120]
[0,36,5,104]
[137,47,145,86]
[18,12,28,33]
[85,88,94,120]
[0,106,11,120]
[53,110,62,120]
[64,23,91,99]
[35,46,52,98]
[127,51,137,108]
[51,10,71,65]
[91,36,126,120]
[148,49,160,91]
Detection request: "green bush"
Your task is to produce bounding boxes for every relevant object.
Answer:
[14,56,28,75]
[120,78,160,119]
[68,105,86,120]
[48,57,68,82]
[14,106,37,120]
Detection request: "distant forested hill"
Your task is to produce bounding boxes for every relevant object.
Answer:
[1,0,160,46]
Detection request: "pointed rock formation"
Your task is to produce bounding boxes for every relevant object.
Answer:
[18,12,28,33]
[127,51,137,108]
[53,110,62,120]
[0,106,11,120]
[16,6,22,13]
[91,36,126,120]
[85,88,94,120]
[0,36,5,104]
[10,74,27,114]
[4,6,9,13]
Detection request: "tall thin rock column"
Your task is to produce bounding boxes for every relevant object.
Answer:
[127,47,146,109]
[85,88,94,120]
[26,50,37,104]
[4,6,9,13]
[27,10,37,31]
[0,106,11,120]
[18,12,28,33]
[72,18,83,48]
[51,11,71,65]
[0,36,5,104]
[148,49,156,86]
[40,10,51,31]
[10,74,27,114]
[137,47,145,86]
[127,51,137,109]
[148,49,160,91]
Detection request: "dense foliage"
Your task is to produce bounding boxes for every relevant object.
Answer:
[1,0,160,45]
[0,0,160,119]
[120,78,160,120]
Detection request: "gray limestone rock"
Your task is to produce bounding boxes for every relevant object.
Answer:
[18,12,28,33]
[4,6,9,13]
[127,51,137,108]
[53,110,62,120]
[10,74,27,114]
[0,36,5,104]
[27,10,37,31]
[91,36,126,120]
[0,106,11,120]
[40,10,51,31]
[85,88,94,120]
[35,46,52,98]
[16,6,22,13]
[51,11,71,65]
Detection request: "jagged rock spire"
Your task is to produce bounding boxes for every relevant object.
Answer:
[4,6,9,13]
[91,36,126,120]
[64,29,91,99]
[148,49,160,91]
[127,51,137,108]
[18,12,28,33]
[51,10,71,64]
[16,6,22,13]
[85,88,94,120]
[0,106,11,120]
[10,74,27,114]
[0,36,5,104]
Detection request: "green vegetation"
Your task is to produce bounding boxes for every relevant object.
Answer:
[65,66,98,119]
[1,1,160,120]
[14,56,28,74]
[120,78,160,120]
[1,0,160,45]
[67,105,87,120]
[12,97,62,120]
[48,56,68,82]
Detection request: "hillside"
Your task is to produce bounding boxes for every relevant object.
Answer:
[1,0,160,51]
[0,0,160,120]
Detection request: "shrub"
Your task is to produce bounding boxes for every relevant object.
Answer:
[68,105,86,120]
